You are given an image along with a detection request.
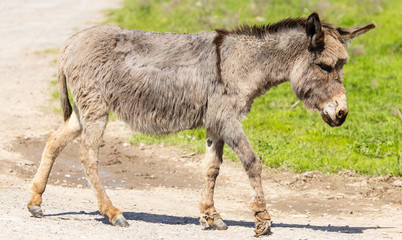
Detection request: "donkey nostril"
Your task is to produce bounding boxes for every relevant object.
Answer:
[337,110,344,119]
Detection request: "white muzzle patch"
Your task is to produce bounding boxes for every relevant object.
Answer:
[321,94,348,127]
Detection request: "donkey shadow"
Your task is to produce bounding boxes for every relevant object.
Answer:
[44,211,388,234]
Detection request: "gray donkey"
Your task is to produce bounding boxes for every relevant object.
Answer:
[27,13,374,236]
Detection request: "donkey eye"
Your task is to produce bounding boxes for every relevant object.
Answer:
[318,63,333,73]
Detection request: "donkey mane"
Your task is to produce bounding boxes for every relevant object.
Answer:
[216,17,341,40]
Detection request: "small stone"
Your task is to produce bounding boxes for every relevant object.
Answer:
[255,16,266,22]
[303,171,321,178]
[338,170,356,177]
[17,160,34,166]
[347,181,368,187]
[391,180,402,188]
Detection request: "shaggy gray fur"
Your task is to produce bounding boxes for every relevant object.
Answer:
[59,27,216,134]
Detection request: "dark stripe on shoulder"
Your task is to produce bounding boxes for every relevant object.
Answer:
[213,29,228,86]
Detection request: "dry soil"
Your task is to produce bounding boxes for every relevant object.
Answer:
[0,1,401,239]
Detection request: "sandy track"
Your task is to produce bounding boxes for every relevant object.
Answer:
[0,1,401,239]
[0,0,121,162]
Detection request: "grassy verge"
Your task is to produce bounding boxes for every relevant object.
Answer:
[105,0,401,176]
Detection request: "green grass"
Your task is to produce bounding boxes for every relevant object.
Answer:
[34,48,59,55]
[104,0,402,176]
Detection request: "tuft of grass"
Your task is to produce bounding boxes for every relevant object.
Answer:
[104,0,402,176]
[129,129,206,154]
[34,48,59,55]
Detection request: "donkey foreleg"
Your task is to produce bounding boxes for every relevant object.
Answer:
[78,115,128,227]
[28,110,82,217]
[221,122,271,236]
[199,130,227,230]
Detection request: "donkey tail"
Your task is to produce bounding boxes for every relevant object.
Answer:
[58,68,72,122]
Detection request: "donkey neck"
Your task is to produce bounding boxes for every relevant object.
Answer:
[218,28,306,106]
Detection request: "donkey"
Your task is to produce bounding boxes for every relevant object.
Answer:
[27,12,374,236]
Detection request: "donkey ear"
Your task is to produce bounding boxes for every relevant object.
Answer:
[336,24,375,43]
[306,12,325,50]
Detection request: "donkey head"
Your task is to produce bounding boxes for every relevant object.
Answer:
[290,12,375,127]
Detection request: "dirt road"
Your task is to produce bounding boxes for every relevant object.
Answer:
[0,1,401,239]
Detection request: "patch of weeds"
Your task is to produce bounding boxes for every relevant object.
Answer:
[34,48,59,55]
[129,129,206,154]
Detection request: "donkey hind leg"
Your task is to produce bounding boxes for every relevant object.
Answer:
[78,114,128,227]
[222,122,271,236]
[28,109,82,217]
[199,130,227,230]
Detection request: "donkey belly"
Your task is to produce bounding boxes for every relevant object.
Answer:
[109,67,209,135]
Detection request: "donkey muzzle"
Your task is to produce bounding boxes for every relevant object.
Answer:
[321,95,348,127]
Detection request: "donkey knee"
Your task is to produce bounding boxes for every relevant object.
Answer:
[205,166,220,179]
[239,154,261,179]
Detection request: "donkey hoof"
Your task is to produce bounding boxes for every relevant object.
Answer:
[28,205,43,218]
[111,214,129,227]
[199,214,228,230]
[254,219,271,237]
[211,218,228,230]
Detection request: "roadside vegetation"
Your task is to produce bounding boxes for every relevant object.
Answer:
[104,0,401,176]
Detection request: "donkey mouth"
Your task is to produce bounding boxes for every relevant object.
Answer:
[321,112,347,127]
